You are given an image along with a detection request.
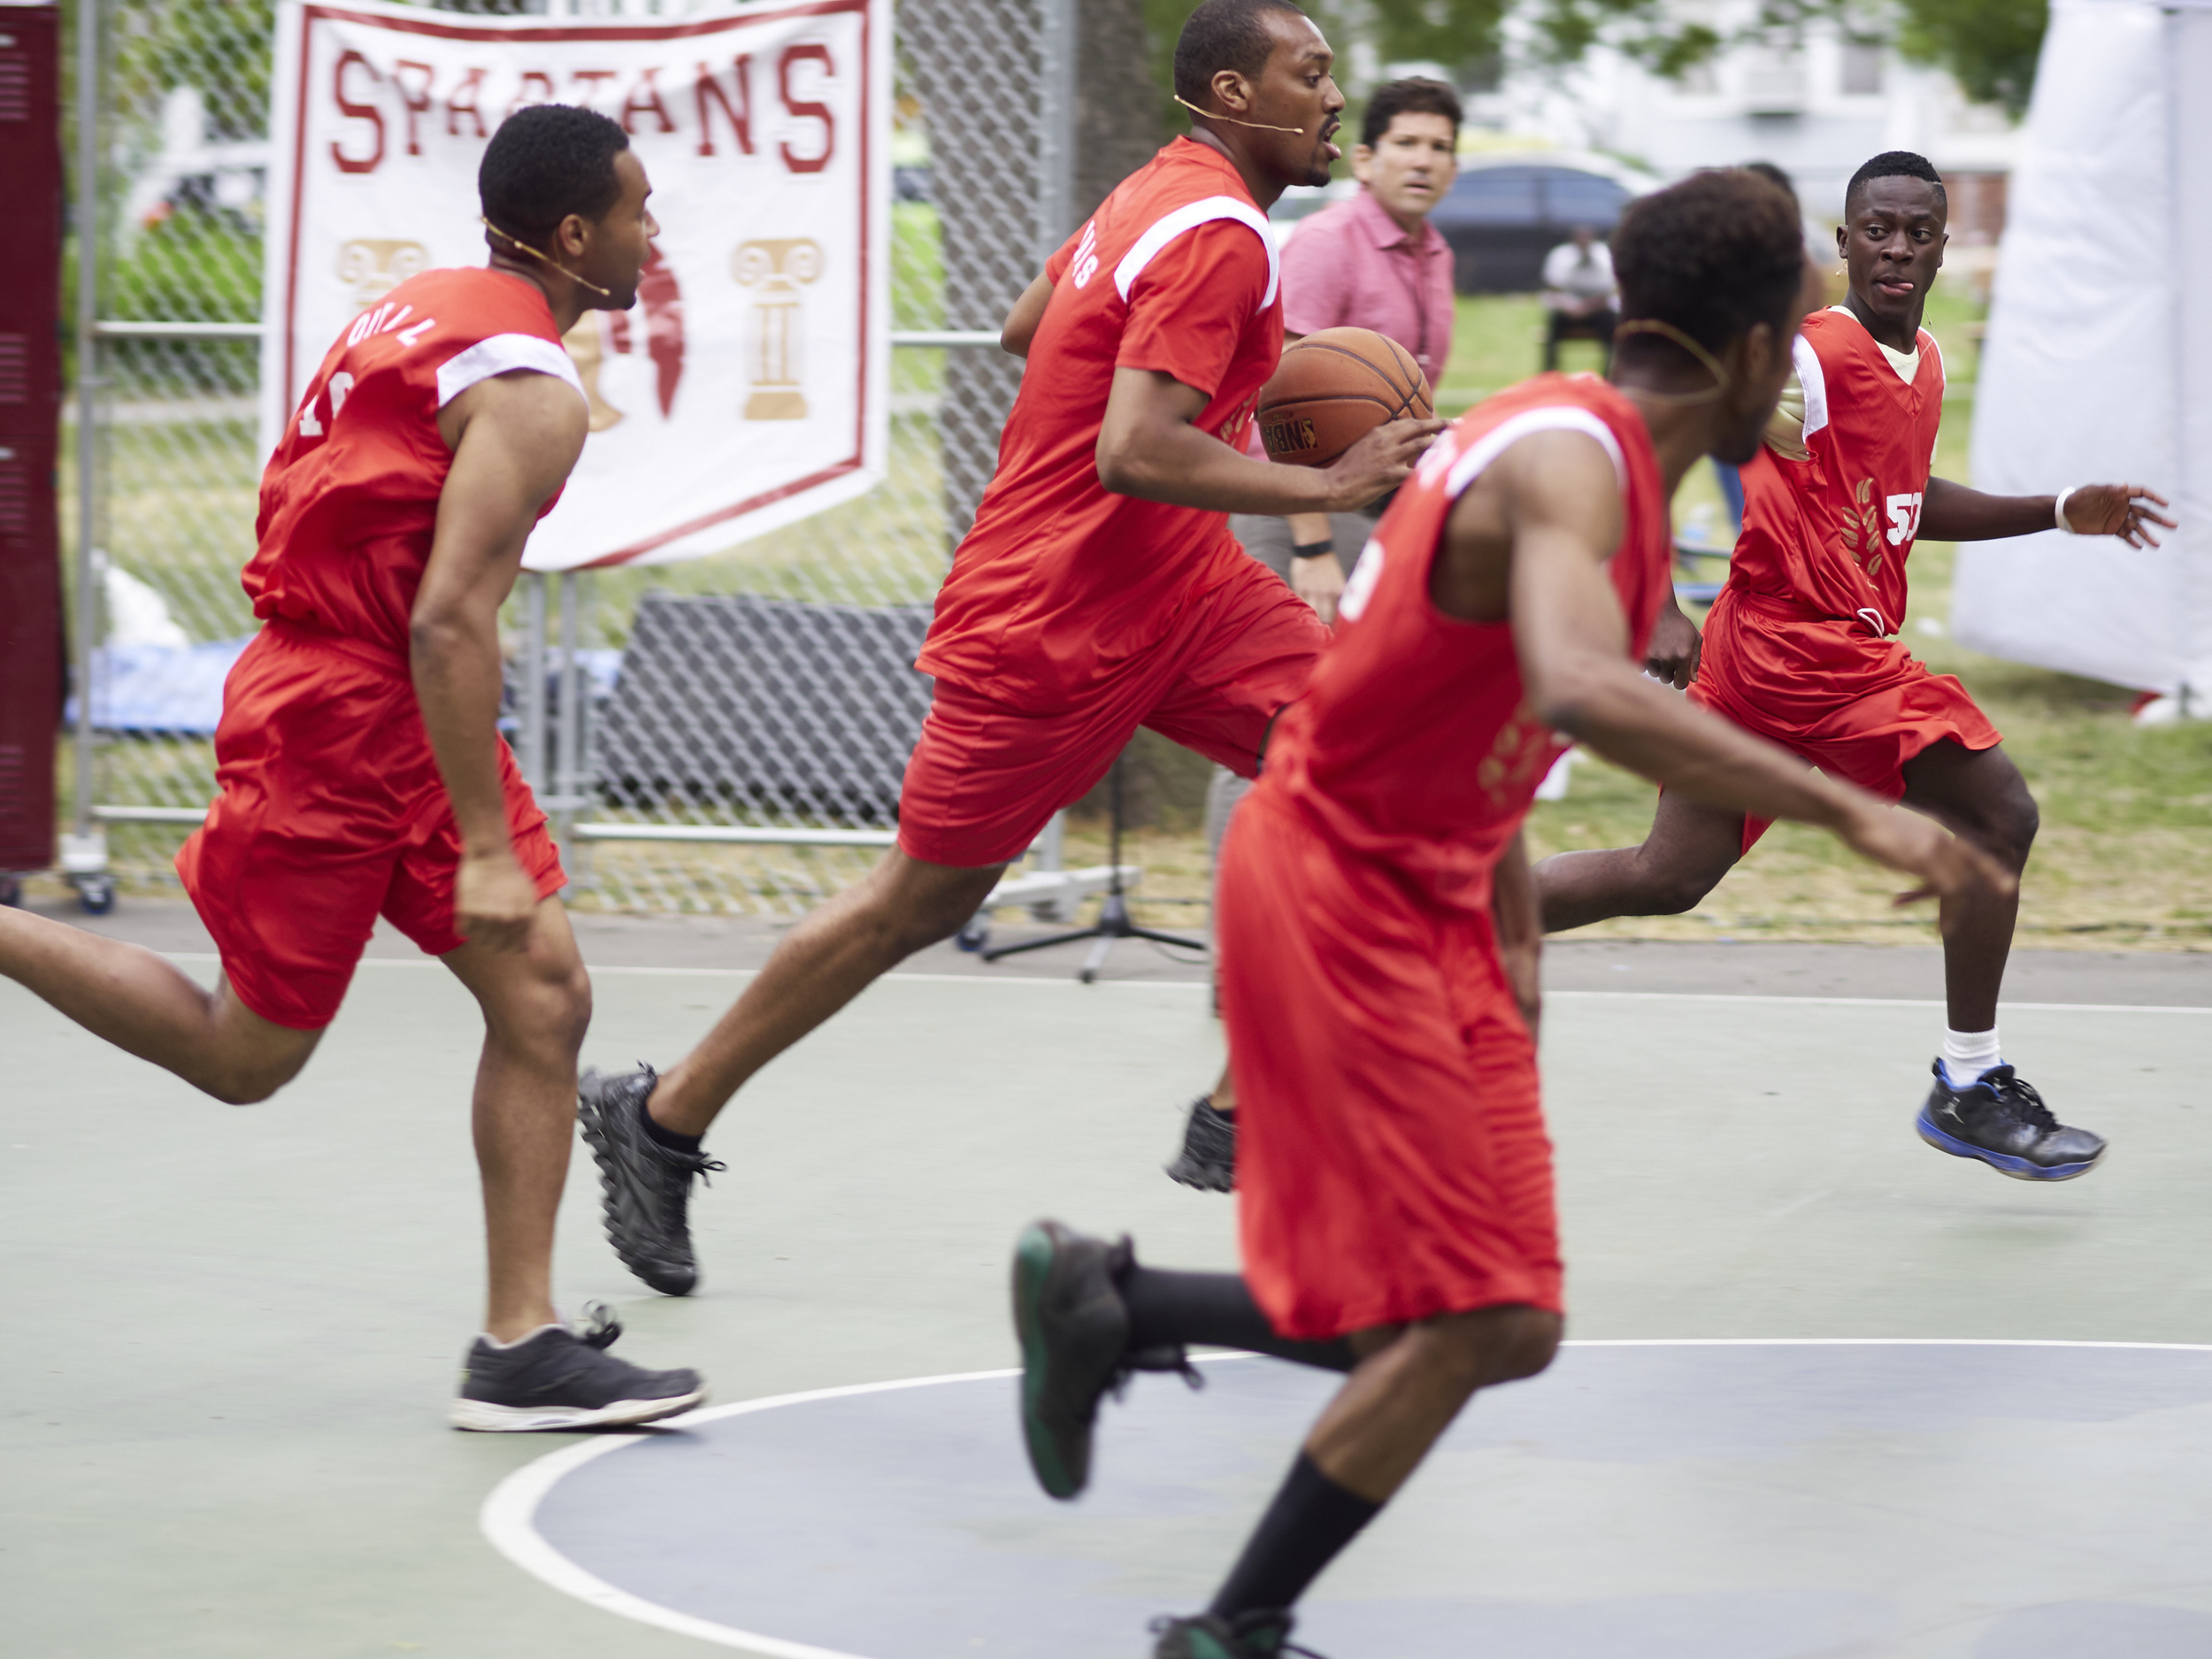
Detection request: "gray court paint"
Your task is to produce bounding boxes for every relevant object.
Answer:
[485,1341,2212,1658]
[10,961,2212,1656]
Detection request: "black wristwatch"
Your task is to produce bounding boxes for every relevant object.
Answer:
[1292,538,1335,561]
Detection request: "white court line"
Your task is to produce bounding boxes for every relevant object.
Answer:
[480,1340,2212,1655]
[480,1367,1019,1659]
[145,952,2212,1012]
[1548,991,2212,1016]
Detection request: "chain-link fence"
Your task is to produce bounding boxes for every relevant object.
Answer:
[65,0,1110,915]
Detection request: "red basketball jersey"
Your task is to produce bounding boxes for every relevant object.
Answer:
[1257,373,1672,915]
[916,138,1285,710]
[247,267,584,659]
[1728,306,1944,636]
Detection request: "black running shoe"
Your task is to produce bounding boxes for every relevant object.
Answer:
[449,1306,706,1432]
[578,1064,724,1295]
[1165,1095,1237,1193]
[1916,1061,2106,1181]
[1012,1220,1132,1499]
[1151,1610,1321,1658]
[1010,1223,1199,1500]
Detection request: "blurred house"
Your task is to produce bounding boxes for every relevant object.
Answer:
[1467,20,2016,250]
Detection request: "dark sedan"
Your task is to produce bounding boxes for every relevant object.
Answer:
[1430,161,1647,294]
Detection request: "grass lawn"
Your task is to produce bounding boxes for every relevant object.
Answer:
[1070,286,2212,950]
[1449,287,2212,950]
[56,280,2212,950]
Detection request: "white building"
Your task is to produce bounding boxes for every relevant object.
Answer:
[1468,17,2018,239]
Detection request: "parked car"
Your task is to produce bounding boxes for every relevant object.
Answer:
[1428,154,1660,294]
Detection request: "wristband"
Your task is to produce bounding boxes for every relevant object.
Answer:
[2054,486,2080,534]
[1291,538,1335,561]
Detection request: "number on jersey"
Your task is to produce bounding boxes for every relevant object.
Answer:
[1885,491,1924,547]
[295,371,354,439]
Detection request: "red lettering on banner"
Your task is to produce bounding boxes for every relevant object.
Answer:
[621,67,676,134]
[570,68,618,109]
[695,57,755,157]
[447,66,488,137]
[778,44,833,174]
[394,60,435,155]
[506,70,556,119]
[331,49,385,174]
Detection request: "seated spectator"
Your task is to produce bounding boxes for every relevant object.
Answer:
[1540,225,1617,372]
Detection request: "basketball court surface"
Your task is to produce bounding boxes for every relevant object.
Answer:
[6,901,2210,1656]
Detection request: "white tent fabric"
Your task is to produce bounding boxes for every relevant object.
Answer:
[1955,0,2212,695]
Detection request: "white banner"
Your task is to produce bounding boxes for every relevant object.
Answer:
[260,0,889,570]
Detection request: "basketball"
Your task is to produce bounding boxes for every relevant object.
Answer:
[1256,327,1434,468]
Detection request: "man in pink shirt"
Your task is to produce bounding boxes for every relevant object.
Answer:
[1171,77,1462,1195]
[1226,75,1459,621]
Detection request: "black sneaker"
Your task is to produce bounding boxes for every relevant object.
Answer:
[1916,1061,2107,1181]
[1010,1222,1197,1500]
[578,1064,724,1295]
[1151,1610,1321,1658]
[449,1306,706,1432]
[1165,1095,1237,1193]
[1012,1220,1130,1500]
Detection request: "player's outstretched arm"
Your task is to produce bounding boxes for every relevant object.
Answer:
[1491,829,1541,1036]
[1000,271,1055,359]
[1096,366,1443,518]
[1467,434,2011,911]
[415,371,589,951]
[1921,478,2173,548]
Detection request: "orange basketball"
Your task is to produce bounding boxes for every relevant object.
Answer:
[1256,326,1432,468]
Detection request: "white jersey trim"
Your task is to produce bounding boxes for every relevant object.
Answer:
[1441,405,1626,501]
[436,334,586,410]
[1793,334,1830,442]
[1112,196,1279,313]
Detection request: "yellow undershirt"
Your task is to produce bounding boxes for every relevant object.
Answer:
[1763,306,1921,461]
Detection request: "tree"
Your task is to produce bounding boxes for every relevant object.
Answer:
[1142,0,2046,123]
[1894,0,2046,117]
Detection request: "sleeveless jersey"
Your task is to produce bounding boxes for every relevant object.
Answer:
[1259,374,1672,915]
[1726,306,1943,636]
[246,267,585,660]
[917,137,1285,710]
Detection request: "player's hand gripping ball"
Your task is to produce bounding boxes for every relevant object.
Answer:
[1257,327,1434,467]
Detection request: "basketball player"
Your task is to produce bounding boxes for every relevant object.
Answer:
[579,0,1441,1298]
[0,106,703,1429]
[1011,170,2008,1658]
[1535,151,2173,1182]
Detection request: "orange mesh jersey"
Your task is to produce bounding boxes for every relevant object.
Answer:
[248,267,584,659]
[1258,373,1673,916]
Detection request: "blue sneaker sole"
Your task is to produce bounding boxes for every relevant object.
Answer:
[1915,1109,2103,1181]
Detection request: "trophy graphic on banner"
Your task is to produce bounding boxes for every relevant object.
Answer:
[336,239,429,311]
[734,237,822,421]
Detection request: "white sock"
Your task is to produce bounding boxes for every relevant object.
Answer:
[481,1322,561,1350]
[1940,1027,2001,1088]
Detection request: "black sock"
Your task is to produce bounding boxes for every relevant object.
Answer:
[1121,1266,1355,1372]
[1209,1452,1381,1620]
[636,1096,703,1156]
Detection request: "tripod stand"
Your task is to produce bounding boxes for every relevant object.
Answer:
[981,756,1208,983]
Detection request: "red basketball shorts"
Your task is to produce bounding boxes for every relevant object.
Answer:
[176,622,565,1030]
[897,557,1329,868]
[1693,590,2003,854]
[1216,786,1563,1342]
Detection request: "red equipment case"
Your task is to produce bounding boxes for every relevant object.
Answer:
[0,4,64,880]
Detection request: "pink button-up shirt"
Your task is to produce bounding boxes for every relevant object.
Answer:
[1279,185,1455,388]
